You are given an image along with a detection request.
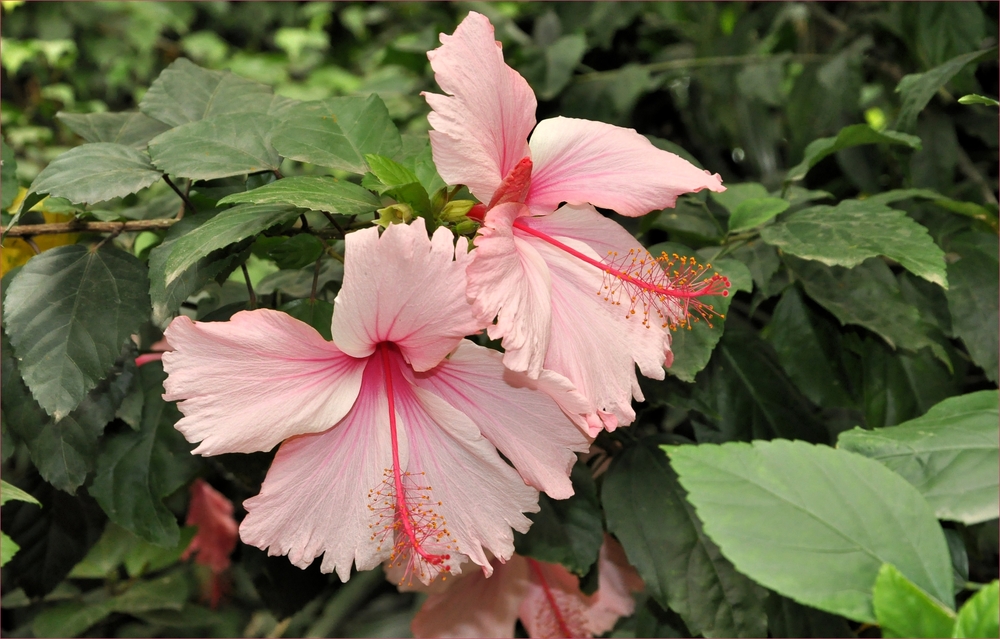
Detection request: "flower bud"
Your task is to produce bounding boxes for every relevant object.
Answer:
[374,203,415,228]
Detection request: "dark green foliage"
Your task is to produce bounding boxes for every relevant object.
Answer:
[1,2,996,637]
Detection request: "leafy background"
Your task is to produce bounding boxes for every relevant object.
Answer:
[1,2,997,637]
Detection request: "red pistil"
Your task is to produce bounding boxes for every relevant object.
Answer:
[488,157,533,209]
[512,219,730,329]
[527,558,573,639]
[368,344,454,585]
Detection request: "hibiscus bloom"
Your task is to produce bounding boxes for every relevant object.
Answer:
[162,219,590,584]
[182,478,239,608]
[424,13,729,433]
[409,536,643,638]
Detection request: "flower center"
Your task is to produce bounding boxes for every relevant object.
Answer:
[511,219,730,329]
[368,344,454,585]
[488,156,534,209]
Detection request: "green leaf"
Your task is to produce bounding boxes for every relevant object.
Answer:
[766,287,855,408]
[33,571,189,638]
[2,331,136,492]
[364,153,432,214]
[279,298,334,340]
[271,95,402,173]
[56,111,171,149]
[709,182,769,212]
[67,520,195,579]
[411,139,447,196]
[2,137,18,210]
[953,580,999,638]
[514,464,604,577]
[761,199,947,287]
[1,531,20,568]
[863,189,998,229]
[89,362,198,547]
[690,325,830,443]
[139,57,278,127]
[540,34,587,100]
[147,211,249,326]
[785,124,922,182]
[945,234,999,384]
[895,48,997,133]
[159,203,298,288]
[268,234,325,270]
[838,391,999,525]
[603,439,768,637]
[148,113,280,181]
[958,94,1000,107]
[258,259,343,298]
[0,479,41,507]
[766,592,854,638]
[787,257,948,362]
[646,243,752,382]
[4,245,150,419]
[365,153,420,190]
[649,194,724,242]
[122,526,198,578]
[68,522,136,579]
[29,143,163,205]
[666,439,955,623]
[728,197,789,233]
[874,563,956,638]
[2,480,106,597]
[33,595,114,639]
[218,176,380,216]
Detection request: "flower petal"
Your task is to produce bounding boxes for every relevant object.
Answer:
[411,556,529,638]
[414,340,590,500]
[239,354,397,582]
[466,203,552,378]
[517,213,672,432]
[520,558,593,638]
[584,536,643,635]
[424,11,536,202]
[332,219,483,372]
[182,479,238,575]
[526,116,724,217]
[393,364,539,577]
[162,310,366,455]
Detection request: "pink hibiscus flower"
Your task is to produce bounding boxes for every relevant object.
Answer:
[424,13,729,433]
[162,219,590,584]
[409,536,643,638]
[182,478,238,608]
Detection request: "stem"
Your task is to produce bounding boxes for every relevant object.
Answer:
[241,263,257,310]
[93,223,127,250]
[310,257,322,302]
[1,219,177,237]
[163,175,197,216]
[956,146,999,206]
[23,237,41,255]
[321,211,346,235]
